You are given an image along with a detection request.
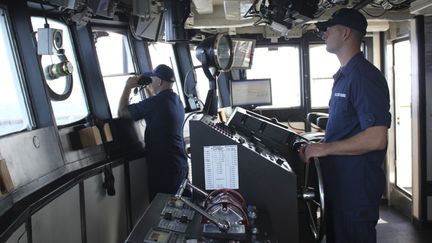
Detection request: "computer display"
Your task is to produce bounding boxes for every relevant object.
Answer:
[231,38,256,69]
[230,79,272,107]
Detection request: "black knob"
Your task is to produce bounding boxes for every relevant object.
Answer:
[276,158,284,165]
[254,146,262,153]
[180,215,188,223]
[163,212,172,220]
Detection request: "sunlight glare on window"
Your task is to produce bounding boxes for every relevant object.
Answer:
[0,9,32,136]
[93,30,138,118]
[309,44,339,108]
[97,32,135,76]
[394,39,412,195]
[148,42,185,106]
[246,46,301,108]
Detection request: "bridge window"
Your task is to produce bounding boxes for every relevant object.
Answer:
[31,17,89,126]
[246,46,301,108]
[393,39,412,195]
[148,43,185,107]
[309,44,339,108]
[0,9,33,136]
[93,30,138,118]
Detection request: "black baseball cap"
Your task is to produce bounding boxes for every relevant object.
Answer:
[315,8,368,35]
[144,64,175,82]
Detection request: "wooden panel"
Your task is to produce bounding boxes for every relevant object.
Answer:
[79,126,102,148]
[0,159,14,193]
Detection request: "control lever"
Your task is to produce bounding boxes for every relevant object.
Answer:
[174,179,230,232]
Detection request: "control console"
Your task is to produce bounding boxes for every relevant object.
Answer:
[190,114,300,243]
[198,115,293,173]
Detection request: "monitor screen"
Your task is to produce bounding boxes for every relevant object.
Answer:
[231,79,272,107]
[231,38,255,69]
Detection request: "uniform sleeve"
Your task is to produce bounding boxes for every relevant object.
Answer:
[350,67,391,130]
[127,96,159,121]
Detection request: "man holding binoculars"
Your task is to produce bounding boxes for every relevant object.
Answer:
[118,64,188,201]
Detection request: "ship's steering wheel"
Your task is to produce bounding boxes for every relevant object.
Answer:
[300,157,325,242]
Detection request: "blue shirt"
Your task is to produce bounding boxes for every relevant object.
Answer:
[128,89,187,170]
[322,53,391,218]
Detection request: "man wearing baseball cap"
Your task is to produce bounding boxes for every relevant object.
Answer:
[118,64,188,201]
[299,8,391,243]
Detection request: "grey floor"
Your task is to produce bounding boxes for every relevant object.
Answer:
[320,205,432,243]
[376,206,432,243]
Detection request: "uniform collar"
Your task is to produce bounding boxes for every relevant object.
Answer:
[157,88,173,95]
[333,52,364,82]
[341,52,364,76]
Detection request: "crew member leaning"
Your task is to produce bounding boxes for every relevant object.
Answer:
[118,64,188,201]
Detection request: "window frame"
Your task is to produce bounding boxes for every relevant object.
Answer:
[91,27,142,118]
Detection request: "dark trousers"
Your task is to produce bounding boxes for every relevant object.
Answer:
[148,164,188,201]
[325,209,378,243]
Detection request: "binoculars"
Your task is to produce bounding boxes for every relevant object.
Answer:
[137,75,152,86]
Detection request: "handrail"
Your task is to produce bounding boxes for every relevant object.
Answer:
[0,151,144,242]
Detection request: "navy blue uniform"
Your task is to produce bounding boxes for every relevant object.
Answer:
[128,89,187,200]
[322,53,391,243]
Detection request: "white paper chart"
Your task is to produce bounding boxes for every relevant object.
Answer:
[203,145,239,190]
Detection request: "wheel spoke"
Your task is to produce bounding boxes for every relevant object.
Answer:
[306,203,318,235]
[311,199,321,207]
[300,157,325,242]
